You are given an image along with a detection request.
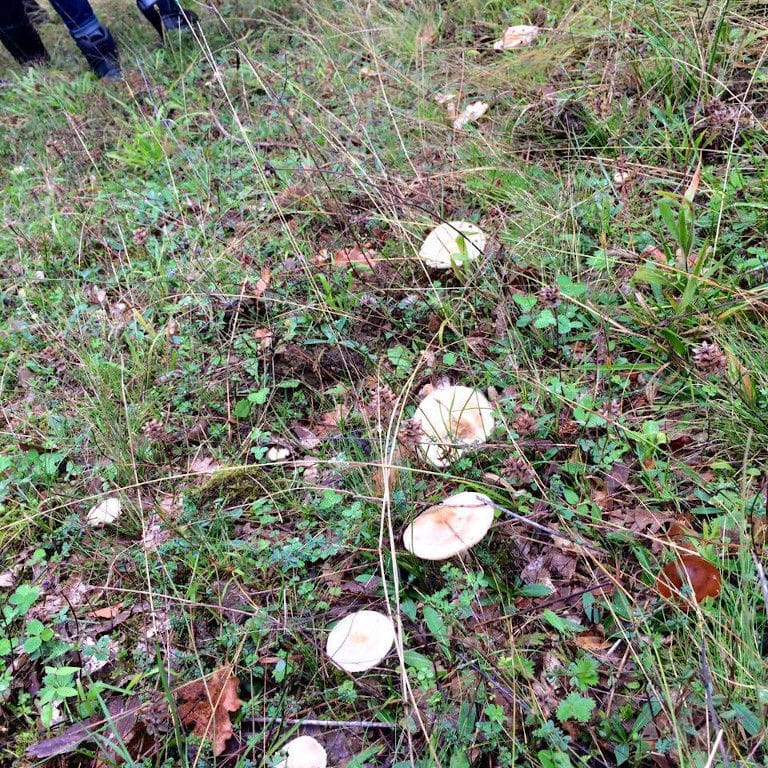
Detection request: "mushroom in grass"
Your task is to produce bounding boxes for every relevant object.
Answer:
[413,385,495,467]
[403,491,495,560]
[655,554,721,604]
[419,221,487,269]
[276,736,327,768]
[326,609,396,673]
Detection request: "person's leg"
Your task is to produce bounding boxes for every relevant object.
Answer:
[136,0,198,38]
[22,0,51,27]
[47,0,121,78]
[0,0,49,65]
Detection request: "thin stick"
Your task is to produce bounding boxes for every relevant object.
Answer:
[699,638,730,768]
[702,729,724,768]
[491,502,604,553]
[247,716,395,730]
[751,551,768,617]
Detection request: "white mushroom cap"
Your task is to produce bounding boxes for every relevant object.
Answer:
[276,736,327,768]
[419,221,487,269]
[413,385,495,467]
[325,609,395,673]
[86,497,122,527]
[403,491,495,560]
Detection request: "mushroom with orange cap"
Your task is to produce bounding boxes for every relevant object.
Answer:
[403,491,495,560]
[412,385,495,467]
[325,609,396,673]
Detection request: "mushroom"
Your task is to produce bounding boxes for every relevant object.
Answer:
[403,491,495,560]
[419,221,487,269]
[655,554,721,603]
[86,497,122,527]
[325,609,395,673]
[412,385,495,467]
[276,736,327,768]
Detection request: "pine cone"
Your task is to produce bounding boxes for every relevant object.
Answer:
[397,417,424,453]
[142,418,169,442]
[538,284,561,308]
[692,341,727,375]
[369,385,396,418]
[597,398,621,421]
[513,411,537,437]
[502,455,535,485]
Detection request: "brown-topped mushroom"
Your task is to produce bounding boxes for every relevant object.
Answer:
[325,609,396,673]
[403,491,495,560]
[412,385,495,467]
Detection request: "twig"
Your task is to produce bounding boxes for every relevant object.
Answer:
[491,502,604,554]
[247,716,395,730]
[702,729,724,768]
[699,638,730,768]
[751,551,768,618]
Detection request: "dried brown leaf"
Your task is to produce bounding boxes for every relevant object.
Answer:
[87,604,124,619]
[176,668,242,757]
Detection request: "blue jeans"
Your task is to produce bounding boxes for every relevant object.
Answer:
[47,0,103,39]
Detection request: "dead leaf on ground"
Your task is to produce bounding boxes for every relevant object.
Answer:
[188,455,222,479]
[318,405,350,428]
[251,267,270,298]
[253,327,274,351]
[331,244,379,270]
[573,629,613,653]
[453,101,489,130]
[416,23,438,47]
[493,24,540,50]
[176,667,242,756]
[87,604,124,619]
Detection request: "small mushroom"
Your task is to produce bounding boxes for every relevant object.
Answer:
[325,609,395,673]
[655,554,721,603]
[86,497,122,527]
[413,385,495,467]
[419,221,487,269]
[276,736,327,768]
[403,491,495,560]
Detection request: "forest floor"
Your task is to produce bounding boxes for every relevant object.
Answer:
[2,1,768,766]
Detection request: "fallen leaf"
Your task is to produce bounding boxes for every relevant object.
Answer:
[493,24,539,50]
[252,267,270,298]
[188,455,221,478]
[176,668,242,756]
[318,405,349,427]
[331,245,378,270]
[253,327,273,351]
[86,497,122,527]
[453,101,489,130]
[416,23,438,47]
[87,604,124,619]
[291,422,321,449]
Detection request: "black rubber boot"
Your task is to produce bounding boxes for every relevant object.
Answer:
[136,0,164,39]
[160,5,198,33]
[72,24,121,79]
[0,21,49,65]
[22,0,51,27]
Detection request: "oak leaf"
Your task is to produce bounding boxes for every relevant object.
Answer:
[176,668,242,756]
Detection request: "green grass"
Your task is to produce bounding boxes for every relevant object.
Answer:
[2,0,768,766]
